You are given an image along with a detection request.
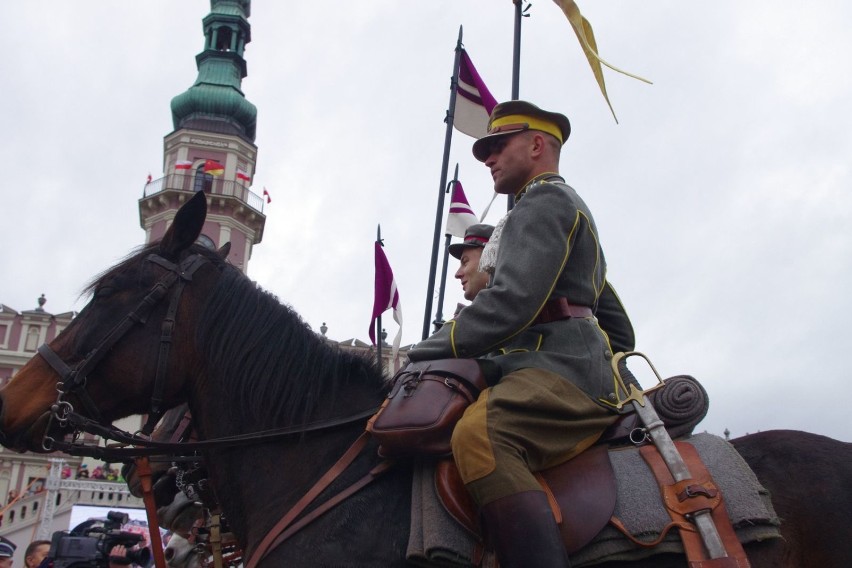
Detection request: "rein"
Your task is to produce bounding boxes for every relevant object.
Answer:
[45,405,380,459]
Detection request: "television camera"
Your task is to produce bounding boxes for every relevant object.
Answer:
[48,510,152,568]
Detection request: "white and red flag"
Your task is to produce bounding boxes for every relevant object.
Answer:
[175,160,193,170]
[454,49,498,139]
[262,187,271,204]
[445,181,478,238]
[369,241,403,359]
[237,168,251,182]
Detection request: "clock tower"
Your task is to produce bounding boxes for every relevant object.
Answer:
[139,0,264,273]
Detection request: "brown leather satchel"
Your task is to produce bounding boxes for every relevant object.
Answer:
[367,359,487,458]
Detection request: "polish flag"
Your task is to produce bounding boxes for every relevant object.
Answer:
[262,187,271,204]
[236,168,251,182]
[175,160,193,170]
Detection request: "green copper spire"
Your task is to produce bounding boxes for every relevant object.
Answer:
[171,0,257,141]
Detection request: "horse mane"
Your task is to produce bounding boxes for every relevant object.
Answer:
[196,264,387,430]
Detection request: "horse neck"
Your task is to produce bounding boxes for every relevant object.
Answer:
[193,267,387,432]
[199,418,380,557]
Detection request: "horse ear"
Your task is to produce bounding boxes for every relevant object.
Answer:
[217,241,231,259]
[160,191,207,258]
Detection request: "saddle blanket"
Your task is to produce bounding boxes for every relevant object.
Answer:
[406,433,781,567]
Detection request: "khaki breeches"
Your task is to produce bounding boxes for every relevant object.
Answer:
[451,367,617,506]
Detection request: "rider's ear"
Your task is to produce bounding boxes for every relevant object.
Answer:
[217,241,231,259]
[160,191,207,259]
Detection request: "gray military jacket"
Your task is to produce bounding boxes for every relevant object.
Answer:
[408,174,619,406]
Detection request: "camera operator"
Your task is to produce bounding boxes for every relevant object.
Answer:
[41,511,152,568]
[25,540,51,568]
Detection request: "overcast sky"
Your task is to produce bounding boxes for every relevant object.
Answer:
[2,1,850,443]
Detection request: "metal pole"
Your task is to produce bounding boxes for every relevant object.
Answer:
[433,164,460,332]
[376,224,383,368]
[508,1,524,211]
[423,26,464,340]
[512,0,522,100]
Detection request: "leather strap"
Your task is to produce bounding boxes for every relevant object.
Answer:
[534,297,593,325]
[135,457,168,568]
[640,443,752,568]
[609,515,696,548]
[245,432,382,568]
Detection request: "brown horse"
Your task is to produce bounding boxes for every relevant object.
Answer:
[1,192,850,567]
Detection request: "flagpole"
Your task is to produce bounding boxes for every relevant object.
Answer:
[433,163,460,333]
[508,1,528,212]
[512,0,523,100]
[423,25,464,340]
[376,224,383,369]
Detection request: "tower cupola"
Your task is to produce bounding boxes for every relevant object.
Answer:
[140,0,265,274]
[170,0,257,141]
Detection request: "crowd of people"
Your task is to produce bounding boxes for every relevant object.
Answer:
[73,464,123,482]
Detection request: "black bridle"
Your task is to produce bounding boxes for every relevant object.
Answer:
[37,251,210,452]
[34,250,379,461]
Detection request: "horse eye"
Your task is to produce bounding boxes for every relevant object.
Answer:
[94,286,115,299]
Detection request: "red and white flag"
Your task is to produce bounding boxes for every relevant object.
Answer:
[262,187,271,204]
[369,241,403,359]
[454,49,498,139]
[445,181,478,238]
[146,173,152,184]
[175,160,193,170]
[236,168,251,182]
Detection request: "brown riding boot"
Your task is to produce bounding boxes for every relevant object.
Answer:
[480,490,571,568]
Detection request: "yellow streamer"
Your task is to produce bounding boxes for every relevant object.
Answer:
[552,0,652,123]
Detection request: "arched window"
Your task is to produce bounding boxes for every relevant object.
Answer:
[216,27,233,51]
[193,164,213,193]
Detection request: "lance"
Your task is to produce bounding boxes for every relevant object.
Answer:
[423,26,464,340]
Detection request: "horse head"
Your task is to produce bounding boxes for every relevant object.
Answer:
[1,191,397,564]
[0,191,219,452]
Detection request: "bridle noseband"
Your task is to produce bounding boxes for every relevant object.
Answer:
[37,251,210,451]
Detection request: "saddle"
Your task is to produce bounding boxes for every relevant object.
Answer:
[429,373,751,566]
[436,444,616,555]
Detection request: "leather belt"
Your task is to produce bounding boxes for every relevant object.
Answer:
[534,297,593,325]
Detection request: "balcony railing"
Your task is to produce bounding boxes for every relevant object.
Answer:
[143,173,265,214]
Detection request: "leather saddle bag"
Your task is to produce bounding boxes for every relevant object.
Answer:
[367,359,487,458]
